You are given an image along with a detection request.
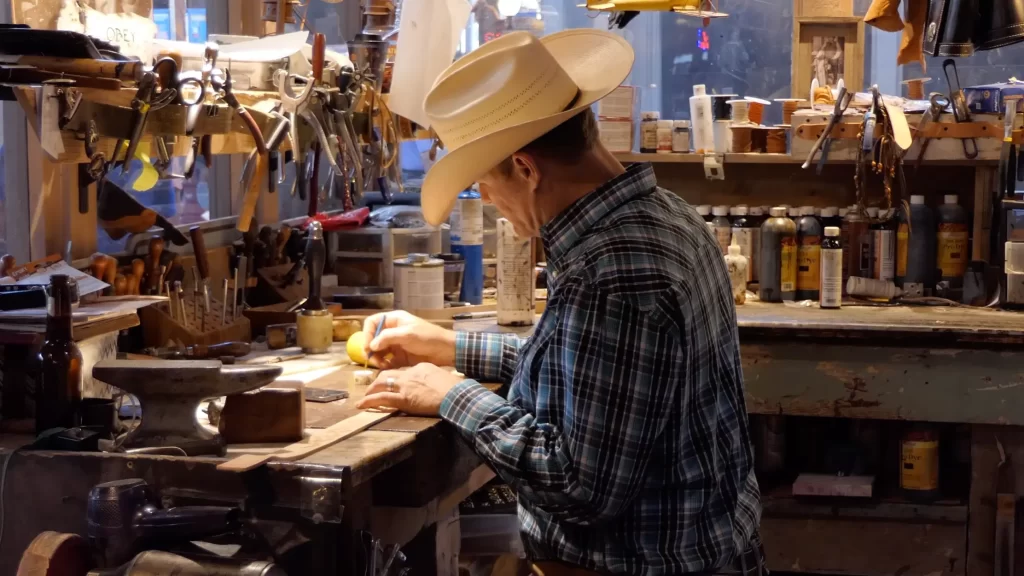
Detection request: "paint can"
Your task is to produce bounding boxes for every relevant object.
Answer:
[393,253,444,311]
[450,190,484,304]
[496,218,535,326]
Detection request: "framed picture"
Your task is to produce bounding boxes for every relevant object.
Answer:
[791,17,865,98]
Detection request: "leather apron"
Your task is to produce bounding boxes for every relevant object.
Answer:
[924,0,1024,56]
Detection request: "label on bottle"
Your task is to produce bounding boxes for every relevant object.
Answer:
[641,124,658,152]
[781,237,797,293]
[797,236,821,291]
[858,229,874,278]
[874,229,895,281]
[937,223,969,278]
[820,247,843,308]
[900,440,939,491]
[897,223,910,277]
[732,228,754,281]
[715,225,731,254]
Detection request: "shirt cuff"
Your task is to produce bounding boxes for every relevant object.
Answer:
[440,379,507,436]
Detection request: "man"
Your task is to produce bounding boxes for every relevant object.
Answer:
[356,29,760,575]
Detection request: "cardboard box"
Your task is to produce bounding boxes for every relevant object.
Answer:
[598,119,634,153]
[597,85,638,120]
[964,82,1024,114]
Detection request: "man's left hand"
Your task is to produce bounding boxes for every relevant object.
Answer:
[355,363,465,416]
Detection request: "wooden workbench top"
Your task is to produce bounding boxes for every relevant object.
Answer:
[455,301,1024,344]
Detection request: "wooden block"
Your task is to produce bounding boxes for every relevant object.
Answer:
[218,386,305,444]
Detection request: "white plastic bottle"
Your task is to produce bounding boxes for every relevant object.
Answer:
[724,238,749,305]
[690,84,714,154]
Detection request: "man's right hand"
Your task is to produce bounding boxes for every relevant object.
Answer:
[362,310,457,369]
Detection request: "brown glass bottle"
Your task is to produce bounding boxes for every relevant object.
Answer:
[36,274,82,434]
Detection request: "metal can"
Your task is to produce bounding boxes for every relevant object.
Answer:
[393,253,445,311]
[450,190,484,304]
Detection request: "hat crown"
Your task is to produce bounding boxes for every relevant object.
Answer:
[425,32,579,152]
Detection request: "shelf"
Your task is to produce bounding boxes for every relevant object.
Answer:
[612,152,997,166]
[762,492,968,523]
[795,16,863,23]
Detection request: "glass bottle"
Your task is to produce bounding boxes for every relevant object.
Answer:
[36,275,83,434]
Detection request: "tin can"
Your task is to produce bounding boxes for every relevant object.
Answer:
[450,190,484,304]
[393,253,444,311]
[496,219,535,326]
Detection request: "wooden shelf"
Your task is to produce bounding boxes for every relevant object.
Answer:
[795,15,863,23]
[613,152,996,166]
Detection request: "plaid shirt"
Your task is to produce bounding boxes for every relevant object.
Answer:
[440,163,760,575]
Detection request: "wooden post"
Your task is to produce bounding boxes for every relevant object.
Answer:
[973,166,997,261]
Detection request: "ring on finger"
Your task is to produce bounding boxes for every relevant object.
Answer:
[386,377,397,393]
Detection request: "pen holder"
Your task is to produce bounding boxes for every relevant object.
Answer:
[139,297,251,348]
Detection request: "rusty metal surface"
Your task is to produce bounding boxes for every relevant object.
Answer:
[743,342,1024,425]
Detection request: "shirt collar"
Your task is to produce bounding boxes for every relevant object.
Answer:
[541,162,658,274]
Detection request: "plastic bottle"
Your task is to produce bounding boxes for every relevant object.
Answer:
[846,276,903,300]
[759,207,798,302]
[696,204,713,223]
[796,206,823,301]
[689,85,714,154]
[724,238,748,305]
[820,226,842,308]
[845,208,872,282]
[897,195,937,297]
[821,206,841,230]
[640,111,660,153]
[936,194,969,290]
[712,205,731,254]
[871,208,897,282]
[748,206,765,283]
[731,206,757,284]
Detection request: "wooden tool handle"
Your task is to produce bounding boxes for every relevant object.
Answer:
[189,226,210,279]
[147,237,165,293]
[114,274,127,296]
[89,253,108,280]
[18,56,143,82]
[103,256,117,286]
[312,33,327,84]
[130,259,145,295]
[237,156,264,234]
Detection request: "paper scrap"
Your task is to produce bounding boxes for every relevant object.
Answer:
[389,0,472,128]
[6,260,109,297]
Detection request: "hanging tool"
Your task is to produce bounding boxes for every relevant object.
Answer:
[308,33,328,214]
[914,93,950,170]
[802,86,852,172]
[943,59,979,160]
[116,72,176,172]
[183,43,220,179]
[211,68,267,155]
[190,227,211,326]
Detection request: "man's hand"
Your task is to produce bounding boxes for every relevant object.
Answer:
[362,310,457,369]
[355,363,465,416]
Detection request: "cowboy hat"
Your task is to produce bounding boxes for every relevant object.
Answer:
[419,29,634,226]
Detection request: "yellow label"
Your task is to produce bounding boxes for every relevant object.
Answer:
[896,223,910,277]
[781,237,797,292]
[937,223,968,278]
[901,440,939,491]
[797,238,821,291]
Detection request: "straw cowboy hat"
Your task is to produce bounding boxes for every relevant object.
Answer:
[420,29,635,226]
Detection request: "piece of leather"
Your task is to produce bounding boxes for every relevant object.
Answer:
[898,0,929,66]
[866,0,906,32]
[219,387,305,443]
[923,0,1024,56]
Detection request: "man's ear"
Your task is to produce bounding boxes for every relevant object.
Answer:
[511,152,541,191]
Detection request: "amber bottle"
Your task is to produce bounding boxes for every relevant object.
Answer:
[36,274,83,434]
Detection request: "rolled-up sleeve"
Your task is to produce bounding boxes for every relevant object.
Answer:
[441,280,681,525]
[454,332,524,383]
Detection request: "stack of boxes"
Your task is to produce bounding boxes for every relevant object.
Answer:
[596,85,638,153]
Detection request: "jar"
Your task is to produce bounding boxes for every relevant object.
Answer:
[656,120,673,154]
[640,111,660,153]
[672,120,690,152]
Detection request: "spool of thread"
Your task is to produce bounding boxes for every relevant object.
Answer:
[731,126,753,152]
[902,77,932,100]
[751,128,769,153]
[813,87,835,105]
[728,99,750,124]
[766,128,787,154]
[775,99,805,125]
[746,97,770,126]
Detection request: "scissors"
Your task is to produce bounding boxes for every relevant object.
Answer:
[151,56,206,109]
[914,93,950,170]
[802,85,853,172]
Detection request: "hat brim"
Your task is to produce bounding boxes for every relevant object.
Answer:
[420,29,634,227]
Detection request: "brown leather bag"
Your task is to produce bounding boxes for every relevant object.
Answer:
[923,0,1024,56]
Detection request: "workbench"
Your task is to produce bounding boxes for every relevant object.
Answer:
[0,303,1022,576]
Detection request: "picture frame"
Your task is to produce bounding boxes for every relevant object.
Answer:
[791,17,865,99]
